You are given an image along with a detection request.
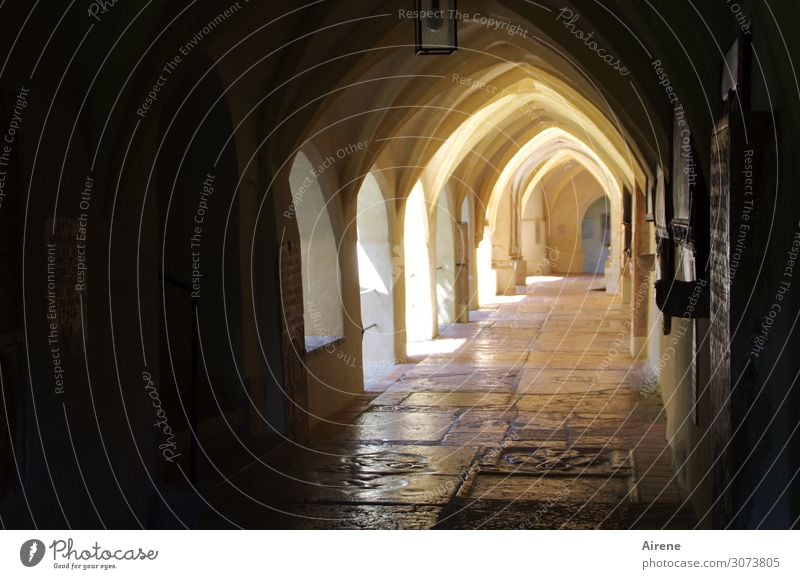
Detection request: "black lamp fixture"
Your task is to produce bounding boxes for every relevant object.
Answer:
[415,0,457,55]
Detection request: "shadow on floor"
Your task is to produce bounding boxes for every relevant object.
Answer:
[202,276,696,529]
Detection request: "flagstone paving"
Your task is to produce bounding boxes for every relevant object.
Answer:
[204,276,696,529]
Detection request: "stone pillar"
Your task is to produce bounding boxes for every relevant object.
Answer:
[630,184,649,355]
[513,255,527,285]
[509,188,524,287]
[495,263,517,295]
[621,261,632,305]
[621,188,632,304]
[455,222,470,322]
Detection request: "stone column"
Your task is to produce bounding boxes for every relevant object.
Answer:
[630,183,649,356]
[455,222,470,322]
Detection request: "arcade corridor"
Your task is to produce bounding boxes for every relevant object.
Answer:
[205,276,694,529]
[2,1,800,535]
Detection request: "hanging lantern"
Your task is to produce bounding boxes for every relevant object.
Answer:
[415,0,457,55]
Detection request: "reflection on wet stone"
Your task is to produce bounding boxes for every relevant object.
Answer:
[205,277,694,529]
[493,447,631,476]
[330,452,430,488]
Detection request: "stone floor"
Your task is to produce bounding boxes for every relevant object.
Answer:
[204,276,696,529]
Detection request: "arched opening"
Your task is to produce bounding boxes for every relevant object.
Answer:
[539,166,615,276]
[581,195,612,275]
[356,172,395,387]
[155,60,249,495]
[476,228,496,306]
[288,150,344,352]
[435,187,456,329]
[457,196,474,321]
[15,0,797,533]
[403,180,434,345]
[486,129,626,296]
[520,182,550,277]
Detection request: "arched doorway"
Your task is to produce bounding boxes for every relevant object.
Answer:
[520,183,550,277]
[156,59,248,493]
[582,195,612,275]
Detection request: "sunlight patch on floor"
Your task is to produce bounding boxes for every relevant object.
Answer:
[525,275,565,284]
[480,294,527,305]
[406,338,465,357]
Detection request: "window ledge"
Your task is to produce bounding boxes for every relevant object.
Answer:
[304,335,345,356]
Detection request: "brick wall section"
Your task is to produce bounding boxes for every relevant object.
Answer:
[709,113,733,526]
[709,110,776,527]
[279,241,309,442]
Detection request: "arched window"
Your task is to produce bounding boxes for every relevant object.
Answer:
[435,188,456,328]
[404,180,434,344]
[357,173,396,386]
[288,151,344,351]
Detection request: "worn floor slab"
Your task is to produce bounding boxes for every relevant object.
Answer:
[203,276,695,529]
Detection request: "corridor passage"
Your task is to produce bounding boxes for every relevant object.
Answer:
[207,276,696,529]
